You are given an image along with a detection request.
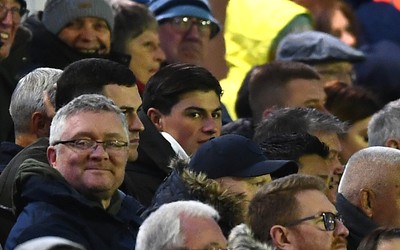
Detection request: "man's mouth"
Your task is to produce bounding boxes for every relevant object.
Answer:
[0,32,9,40]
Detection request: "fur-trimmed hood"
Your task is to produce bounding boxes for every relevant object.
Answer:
[143,158,247,236]
[228,224,277,250]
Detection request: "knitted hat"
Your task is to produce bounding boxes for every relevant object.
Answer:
[42,0,114,35]
[148,0,220,38]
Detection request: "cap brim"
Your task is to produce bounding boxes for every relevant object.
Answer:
[156,5,220,38]
[234,160,298,178]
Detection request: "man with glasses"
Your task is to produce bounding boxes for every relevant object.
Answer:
[5,94,143,250]
[148,0,220,67]
[0,0,28,142]
[228,174,349,250]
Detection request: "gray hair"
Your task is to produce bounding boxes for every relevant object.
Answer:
[9,67,62,135]
[135,200,220,250]
[254,107,346,143]
[49,94,128,145]
[339,146,400,202]
[368,99,400,146]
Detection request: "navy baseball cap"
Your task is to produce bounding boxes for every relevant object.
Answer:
[148,0,220,38]
[188,134,298,179]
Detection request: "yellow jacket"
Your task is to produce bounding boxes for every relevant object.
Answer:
[221,0,311,119]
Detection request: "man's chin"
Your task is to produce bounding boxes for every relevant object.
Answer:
[128,152,138,162]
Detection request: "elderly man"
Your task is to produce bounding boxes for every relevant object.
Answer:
[5,94,143,250]
[337,146,400,250]
[148,0,220,67]
[229,174,349,250]
[0,67,61,172]
[136,200,227,250]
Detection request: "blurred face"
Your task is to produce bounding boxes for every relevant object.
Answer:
[377,239,400,250]
[285,189,349,250]
[47,111,129,208]
[181,214,227,249]
[58,17,111,55]
[153,90,221,156]
[284,79,327,112]
[369,174,400,227]
[339,116,370,164]
[331,9,356,47]
[313,132,344,204]
[158,16,212,66]
[103,84,144,161]
[126,29,165,84]
[0,0,21,60]
[216,175,272,219]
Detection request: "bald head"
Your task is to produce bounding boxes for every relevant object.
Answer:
[339,146,400,202]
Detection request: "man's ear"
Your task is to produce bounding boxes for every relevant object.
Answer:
[47,146,57,168]
[385,138,400,149]
[359,189,374,218]
[270,225,291,249]
[262,106,277,120]
[147,108,163,131]
[31,112,51,138]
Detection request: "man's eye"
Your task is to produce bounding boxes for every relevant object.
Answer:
[212,112,222,119]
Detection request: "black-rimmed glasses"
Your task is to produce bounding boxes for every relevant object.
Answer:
[286,212,344,231]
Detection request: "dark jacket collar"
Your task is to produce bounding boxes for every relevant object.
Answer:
[336,193,378,250]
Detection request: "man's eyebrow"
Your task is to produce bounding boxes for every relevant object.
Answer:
[184,106,222,112]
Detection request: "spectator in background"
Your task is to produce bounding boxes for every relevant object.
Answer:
[338,146,400,250]
[229,174,349,250]
[148,0,220,67]
[368,98,400,148]
[0,67,61,173]
[294,0,359,47]
[254,107,346,204]
[234,31,365,120]
[111,0,165,95]
[11,0,116,75]
[0,0,29,142]
[225,61,326,138]
[357,227,400,250]
[324,81,383,163]
[136,201,227,250]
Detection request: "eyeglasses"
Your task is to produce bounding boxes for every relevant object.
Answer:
[0,2,28,23]
[164,16,212,37]
[286,212,344,231]
[53,138,129,154]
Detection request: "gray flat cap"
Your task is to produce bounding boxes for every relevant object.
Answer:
[276,31,365,63]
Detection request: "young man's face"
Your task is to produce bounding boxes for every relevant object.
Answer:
[0,0,22,60]
[151,90,222,156]
[103,84,144,162]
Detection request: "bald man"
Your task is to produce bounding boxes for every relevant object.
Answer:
[337,146,400,250]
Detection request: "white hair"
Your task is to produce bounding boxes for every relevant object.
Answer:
[135,200,220,250]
